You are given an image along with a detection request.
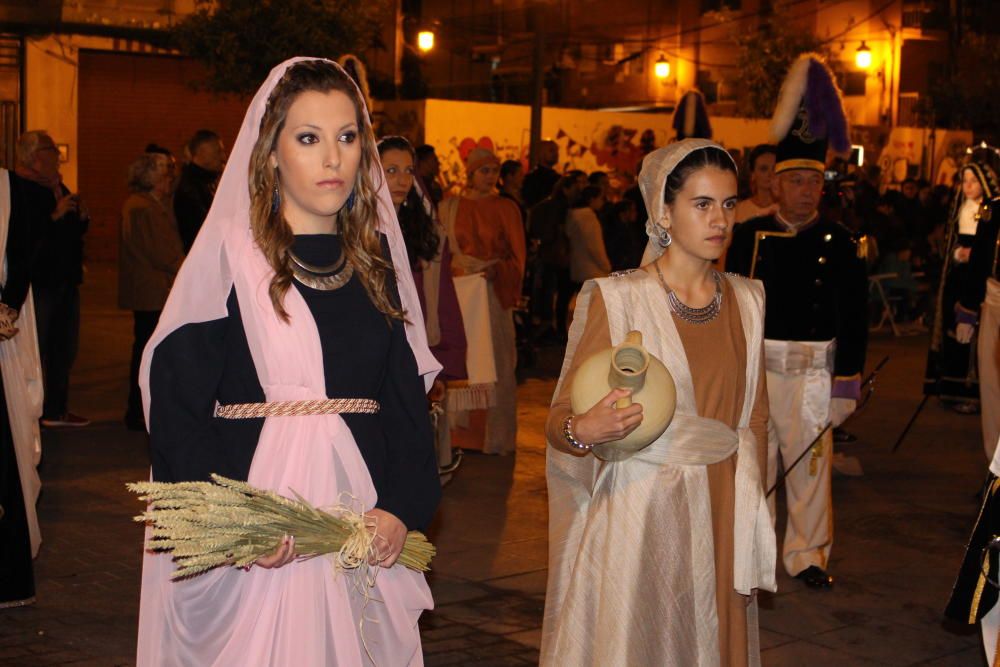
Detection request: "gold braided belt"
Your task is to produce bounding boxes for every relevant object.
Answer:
[214,398,380,420]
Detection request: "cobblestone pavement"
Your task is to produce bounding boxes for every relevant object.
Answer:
[0,263,988,665]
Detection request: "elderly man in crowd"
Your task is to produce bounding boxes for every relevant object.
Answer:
[174,129,225,252]
[15,131,89,428]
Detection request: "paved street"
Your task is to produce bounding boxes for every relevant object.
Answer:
[0,262,989,666]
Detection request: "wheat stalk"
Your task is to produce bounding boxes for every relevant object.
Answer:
[127,474,436,580]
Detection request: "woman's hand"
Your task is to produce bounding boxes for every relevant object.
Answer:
[954,246,971,263]
[428,379,446,403]
[0,304,19,341]
[367,508,407,568]
[571,388,644,447]
[253,534,297,569]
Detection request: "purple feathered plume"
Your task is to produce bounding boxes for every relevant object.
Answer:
[804,59,850,153]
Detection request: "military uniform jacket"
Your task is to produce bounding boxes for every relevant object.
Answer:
[726,214,868,378]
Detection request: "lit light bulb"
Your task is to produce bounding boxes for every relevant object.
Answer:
[654,54,670,80]
[855,42,872,70]
[418,30,435,53]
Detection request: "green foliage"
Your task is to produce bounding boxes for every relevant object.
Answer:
[917,32,1000,142]
[731,13,832,118]
[172,0,391,95]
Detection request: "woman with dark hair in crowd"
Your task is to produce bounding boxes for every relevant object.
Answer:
[378,135,467,473]
[602,198,646,272]
[735,144,778,223]
[499,159,526,223]
[137,58,442,664]
[543,139,774,665]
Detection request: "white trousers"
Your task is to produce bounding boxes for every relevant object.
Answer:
[980,279,1000,462]
[984,598,1000,667]
[765,339,835,576]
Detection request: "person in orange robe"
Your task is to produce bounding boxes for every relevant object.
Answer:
[440,147,526,454]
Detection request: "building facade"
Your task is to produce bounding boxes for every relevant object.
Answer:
[0,0,983,259]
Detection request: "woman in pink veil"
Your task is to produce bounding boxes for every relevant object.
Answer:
[136,58,442,666]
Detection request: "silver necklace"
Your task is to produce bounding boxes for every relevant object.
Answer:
[288,248,354,291]
[654,263,722,324]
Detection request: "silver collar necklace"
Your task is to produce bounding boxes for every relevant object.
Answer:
[654,263,722,324]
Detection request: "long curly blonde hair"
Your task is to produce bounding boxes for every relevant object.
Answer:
[248,59,404,323]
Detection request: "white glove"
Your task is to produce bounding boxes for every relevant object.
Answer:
[956,322,975,344]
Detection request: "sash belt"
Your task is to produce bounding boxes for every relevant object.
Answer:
[628,414,740,466]
[214,398,380,419]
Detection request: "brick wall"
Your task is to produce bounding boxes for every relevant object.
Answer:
[78,50,249,262]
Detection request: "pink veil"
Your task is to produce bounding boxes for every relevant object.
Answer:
[138,56,441,423]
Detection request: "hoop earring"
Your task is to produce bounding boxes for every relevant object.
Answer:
[655,223,672,248]
[345,189,356,213]
[645,216,673,249]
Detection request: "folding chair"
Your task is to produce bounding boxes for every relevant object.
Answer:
[869,272,901,336]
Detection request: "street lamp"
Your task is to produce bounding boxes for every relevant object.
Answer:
[855,41,872,70]
[654,54,670,80]
[417,30,435,53]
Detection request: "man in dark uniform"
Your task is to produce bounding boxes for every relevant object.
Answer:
[727,54,868,590]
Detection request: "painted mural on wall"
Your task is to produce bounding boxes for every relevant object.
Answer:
[867,126,973,192]
[381,99,777,197]
[421,100,681,197]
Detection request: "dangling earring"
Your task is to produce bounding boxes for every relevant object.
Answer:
[271,170,281,215]
[345,189,356,213]
[655,222,672,248]
[644,217,673,248]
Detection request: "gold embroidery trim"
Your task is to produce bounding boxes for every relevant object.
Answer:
[968,480,1000,623]
[972,554,990,624]
[774,158,825,174]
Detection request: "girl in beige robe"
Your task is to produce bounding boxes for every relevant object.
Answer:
[543,140,776,666]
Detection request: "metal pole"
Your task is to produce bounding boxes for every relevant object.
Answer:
[528,3,545,169]
[891,394,930,453]
[393,0,404,99]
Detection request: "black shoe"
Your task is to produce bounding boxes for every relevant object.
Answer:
[833,428,857,443]
[796,566,834,589]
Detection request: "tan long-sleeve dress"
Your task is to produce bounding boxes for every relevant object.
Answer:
[545,272,770,666]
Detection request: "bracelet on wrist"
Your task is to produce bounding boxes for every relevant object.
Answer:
[562,415,593,452]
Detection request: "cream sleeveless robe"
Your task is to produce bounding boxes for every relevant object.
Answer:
[542,270,776,666]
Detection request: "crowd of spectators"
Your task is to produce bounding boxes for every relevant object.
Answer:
[6,128,960,437]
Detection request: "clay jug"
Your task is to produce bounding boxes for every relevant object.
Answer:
[569,330,676,461]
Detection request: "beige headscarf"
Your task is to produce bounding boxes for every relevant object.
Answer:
[639,138,738,266]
